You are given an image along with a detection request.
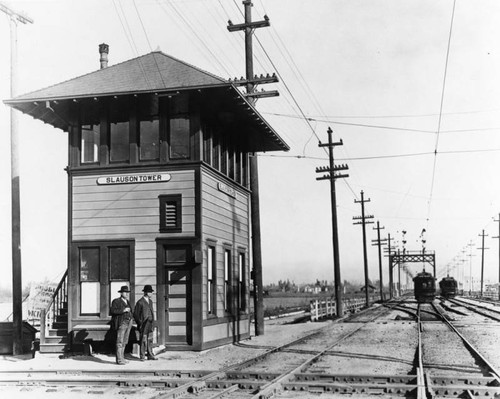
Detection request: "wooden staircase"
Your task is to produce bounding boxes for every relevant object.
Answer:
[40,270,70,353]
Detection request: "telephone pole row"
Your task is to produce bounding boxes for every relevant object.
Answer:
[371,221,386,301]
[477,230,489,297]
[353,190,374,306]
[315,127,348,317]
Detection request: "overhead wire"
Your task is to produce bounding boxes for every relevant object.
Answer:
[260,147,500,162]
[112,0,153,90]
[132,0,167,88]
[427,0,457,222]
[155,0,232,77]
[236,3,359,199]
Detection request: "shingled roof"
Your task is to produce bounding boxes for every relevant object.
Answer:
[9,51,228,101]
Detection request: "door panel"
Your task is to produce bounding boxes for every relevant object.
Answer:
[163,245,192,345]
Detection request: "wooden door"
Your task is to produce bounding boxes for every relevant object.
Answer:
[162,245,192,345]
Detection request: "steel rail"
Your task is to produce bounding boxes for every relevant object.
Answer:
[430,302,500,380]
[447,297,500,321]
[416,305,427,399]
[1,298,412,398]
[248,297,413,399]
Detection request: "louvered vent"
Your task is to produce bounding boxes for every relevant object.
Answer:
[159,194,182,232]
[165,201,177,228]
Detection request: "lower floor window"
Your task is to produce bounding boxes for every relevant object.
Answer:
[74,240,135,317]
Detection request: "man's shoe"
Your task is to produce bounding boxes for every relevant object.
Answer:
[147,355,158,360]
[139,356,146,362]
[117,361,126,365]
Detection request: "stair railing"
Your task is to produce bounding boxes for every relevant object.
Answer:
[40,269,68,345]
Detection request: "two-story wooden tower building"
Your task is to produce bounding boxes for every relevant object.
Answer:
[5,45,289,352]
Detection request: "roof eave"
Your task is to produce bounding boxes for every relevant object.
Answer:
[229,85,290,152]
[3,82,233,105]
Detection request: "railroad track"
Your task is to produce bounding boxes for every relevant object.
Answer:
[445,297,500,322]
[417,302,500,398]
[0,297,425,398]
[3,297,499,398]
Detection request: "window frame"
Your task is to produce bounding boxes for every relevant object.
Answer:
[207,244,217,316]
[72,240,135,319]
[223,247,231,313]
[238,250,246,312]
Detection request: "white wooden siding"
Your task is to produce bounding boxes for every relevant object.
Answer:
[200,170,251,319]
[72,170,195,305]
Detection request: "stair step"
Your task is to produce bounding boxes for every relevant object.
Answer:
[48,328,68,337]
[52,322,67,329]
[44,335,69,344]
[55,315,67,323]
[40,343,70,353]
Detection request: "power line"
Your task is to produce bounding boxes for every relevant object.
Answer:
[260,147,500,161]
[112,0,153,90]
[427,0,457,222]
[132,0,167,88]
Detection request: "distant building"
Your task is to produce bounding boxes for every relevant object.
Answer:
[5,45,288,352]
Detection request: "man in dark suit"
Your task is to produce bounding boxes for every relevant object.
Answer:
[110,285,133,365]
[133,284,157,361]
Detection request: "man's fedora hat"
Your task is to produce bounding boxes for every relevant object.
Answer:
[118,285,130,293]
[142,284,154,293]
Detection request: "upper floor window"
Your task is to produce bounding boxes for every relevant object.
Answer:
[169,94,190,160]
[81,124,100,164]
[139,96,160,161]
[110,99,130,163]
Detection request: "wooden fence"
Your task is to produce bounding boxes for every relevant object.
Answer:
[310,295,382,321]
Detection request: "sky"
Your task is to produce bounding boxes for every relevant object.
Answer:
[1,0,500,290]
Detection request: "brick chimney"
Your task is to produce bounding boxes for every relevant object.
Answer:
[99,43,109,69]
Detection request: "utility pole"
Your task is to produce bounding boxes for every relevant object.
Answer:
[467,240,475,295]
[384,233,394,299]
[353,191,374,306]
[493,214,500,300]
[315,127,348,317]
[227,0,278,336]
[0,1,33,356]
[478,230,489,297]
[371,221,386,301]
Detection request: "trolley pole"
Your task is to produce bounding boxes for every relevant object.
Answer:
[315,127,348,317]
[353,191,374,306]
[478,230,489,297]
[0,1,33,355]
[227,0,278,336]
[371,221,386,301]
[493,214,500,300]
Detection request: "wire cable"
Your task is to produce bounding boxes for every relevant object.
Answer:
[427,0,457,221]
[132,0,167,88]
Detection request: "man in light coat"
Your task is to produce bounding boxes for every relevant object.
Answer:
[133,284,157,361]
[110,285,133,365]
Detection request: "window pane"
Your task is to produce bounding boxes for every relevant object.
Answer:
[212,135,220,170]
[110,121,129,162]
[110,281,128,304]
[169,117,190,159]
[109,247,130,280]
[81,282,100,314]
[81,124,100,163]
[166,248,186,263]
[140,119,159,160]
[80,248,100,281]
